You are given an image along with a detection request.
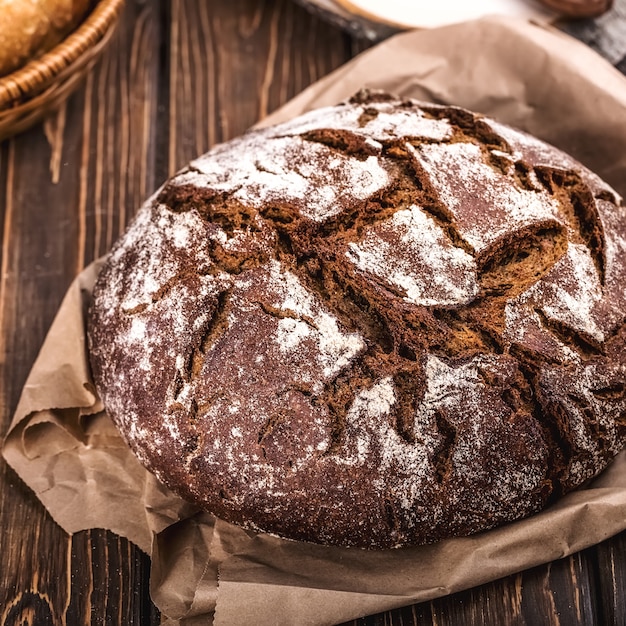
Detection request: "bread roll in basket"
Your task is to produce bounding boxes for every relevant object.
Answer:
[0,0,124,142]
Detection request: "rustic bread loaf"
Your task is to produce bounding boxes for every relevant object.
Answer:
[88,92,626,548]
[0,0,91,77]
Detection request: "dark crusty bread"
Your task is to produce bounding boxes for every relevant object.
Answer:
[88,91,626,548]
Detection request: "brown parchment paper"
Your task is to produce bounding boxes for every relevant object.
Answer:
[4,15,626,626]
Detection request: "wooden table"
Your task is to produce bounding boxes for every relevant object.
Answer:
[1,1,625,624]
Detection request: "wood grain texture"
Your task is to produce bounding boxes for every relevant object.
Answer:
[0,0,161,624]
[1,0,626,624]
[166,0,365,175]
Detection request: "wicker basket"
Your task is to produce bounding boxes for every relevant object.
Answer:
[0,0,125,142]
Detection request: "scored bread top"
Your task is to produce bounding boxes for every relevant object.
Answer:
[88,92,626,548]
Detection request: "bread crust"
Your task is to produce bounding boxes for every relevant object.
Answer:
[88,93,626,548]
[0,0,91,77]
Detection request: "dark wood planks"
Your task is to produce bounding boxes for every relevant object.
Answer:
[167,0,363,174]
[0,0,162,623]
[1,0,626,624]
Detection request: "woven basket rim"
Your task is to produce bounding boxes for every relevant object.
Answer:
[0,0,126,109]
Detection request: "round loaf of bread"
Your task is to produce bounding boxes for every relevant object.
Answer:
[88,92,626,548]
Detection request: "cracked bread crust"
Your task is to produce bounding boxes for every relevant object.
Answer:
[88,92,626,548]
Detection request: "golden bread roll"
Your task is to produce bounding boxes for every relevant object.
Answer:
[0,0,91,77]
